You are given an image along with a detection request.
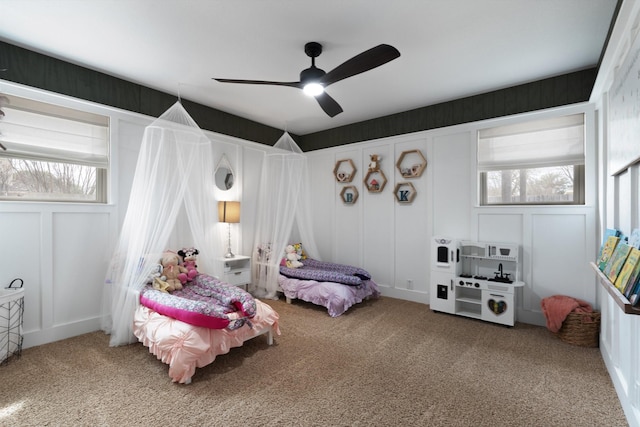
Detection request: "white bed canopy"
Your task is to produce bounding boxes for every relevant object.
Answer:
[250,132,320,299]
[102,102,220,346]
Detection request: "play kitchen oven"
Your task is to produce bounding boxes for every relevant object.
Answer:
[430,237,524,326]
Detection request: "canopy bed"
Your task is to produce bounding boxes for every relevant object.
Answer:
[102,102,279,382]
[250,132,321,300]
[278,276,378,316]
[257,242,380,317]
[250,133,379,315]
[134,272,279,383]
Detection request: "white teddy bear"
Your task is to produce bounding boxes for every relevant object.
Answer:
[285,244,303,268]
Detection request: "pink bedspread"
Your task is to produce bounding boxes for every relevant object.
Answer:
[133,299,280,383]
[278,275,379,317]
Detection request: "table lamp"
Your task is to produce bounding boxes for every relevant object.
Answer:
[218,201,240,258]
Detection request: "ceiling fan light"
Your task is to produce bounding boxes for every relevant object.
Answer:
[303,82,324,96]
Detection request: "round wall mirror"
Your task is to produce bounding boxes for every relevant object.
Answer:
[214,154,234,191]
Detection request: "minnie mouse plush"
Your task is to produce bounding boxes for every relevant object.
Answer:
[178,247,199,283]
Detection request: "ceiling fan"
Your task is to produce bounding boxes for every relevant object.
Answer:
[213,42,400,118]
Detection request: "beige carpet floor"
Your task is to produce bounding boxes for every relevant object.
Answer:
[0,296,628,426]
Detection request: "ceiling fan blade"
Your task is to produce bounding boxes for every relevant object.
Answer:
[213,78,302,88]
[321,44,400,87]
[315,92,343,117]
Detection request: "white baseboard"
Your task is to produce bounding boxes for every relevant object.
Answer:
[377,285,430,305]
[22,317,102,349]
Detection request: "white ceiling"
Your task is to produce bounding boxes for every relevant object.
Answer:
[0,0,618,136]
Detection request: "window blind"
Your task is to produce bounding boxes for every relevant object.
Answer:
[477,113,584,171]
[0,95,109,168]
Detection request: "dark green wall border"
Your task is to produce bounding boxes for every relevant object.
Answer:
[0,40,596,151]
[299,68,596,151]
[0,41,288,145]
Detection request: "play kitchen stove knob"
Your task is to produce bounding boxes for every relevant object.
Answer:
[458,279,482,288]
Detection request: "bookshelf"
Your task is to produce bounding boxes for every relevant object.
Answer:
[590,262,640,315]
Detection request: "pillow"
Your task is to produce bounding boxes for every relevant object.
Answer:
[291,243,307,260]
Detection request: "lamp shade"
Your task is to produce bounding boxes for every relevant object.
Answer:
[218,201,240,223]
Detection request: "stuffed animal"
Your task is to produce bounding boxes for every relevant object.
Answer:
[147,263,165,283]
[152,277,171,293]
[368,154,381,172]
[148,262,170,292]
[177,247,199,283]
[284,244,303,268]
[160,251,188,291]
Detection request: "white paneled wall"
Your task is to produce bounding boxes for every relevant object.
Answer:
[0,203,117,348]
[0,211,43,344]
[333,148,363,268]
[394,138,429,295]
[308,153,334,261]
[596,163,640,427]
[530,214,588,297]
[52,213,110,324]
[239,146,264,258]
[590,1,640,424]
[307,102,596,324]
[432,132,472,239]
[115,118,148,227]
[361,144,394,287]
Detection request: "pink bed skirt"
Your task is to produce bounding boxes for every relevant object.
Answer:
[133,299,280,383]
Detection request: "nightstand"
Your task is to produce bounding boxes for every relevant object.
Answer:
[216,255,251,288]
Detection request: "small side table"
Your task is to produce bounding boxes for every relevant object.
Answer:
[216,255,251,289]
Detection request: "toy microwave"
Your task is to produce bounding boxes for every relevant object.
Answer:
[486,243,519,261]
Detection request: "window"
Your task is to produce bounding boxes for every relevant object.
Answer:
[478,113,585,205]
[0,94,109,202]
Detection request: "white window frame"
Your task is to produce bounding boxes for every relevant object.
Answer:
[0,93,109,203]
[477,112,586,206]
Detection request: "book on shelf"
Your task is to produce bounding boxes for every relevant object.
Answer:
[623,254,640,298]
[598,235,620,271]
[624,266,640,302]
[628,280,640,306]
[601,228,621,247]
[615,247,640,293]
[628,228,640,249]
[604,242,632,283]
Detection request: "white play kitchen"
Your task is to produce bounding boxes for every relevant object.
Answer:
[429,236,525,326]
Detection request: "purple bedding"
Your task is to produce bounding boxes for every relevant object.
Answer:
[139,274,256,330]
[279,258,371,286]
[277,258,379,316]
[278,275,380,317]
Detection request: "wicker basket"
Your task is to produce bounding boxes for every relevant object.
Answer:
[555,311,601,347]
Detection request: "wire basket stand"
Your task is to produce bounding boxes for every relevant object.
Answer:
[0,278,24,365]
